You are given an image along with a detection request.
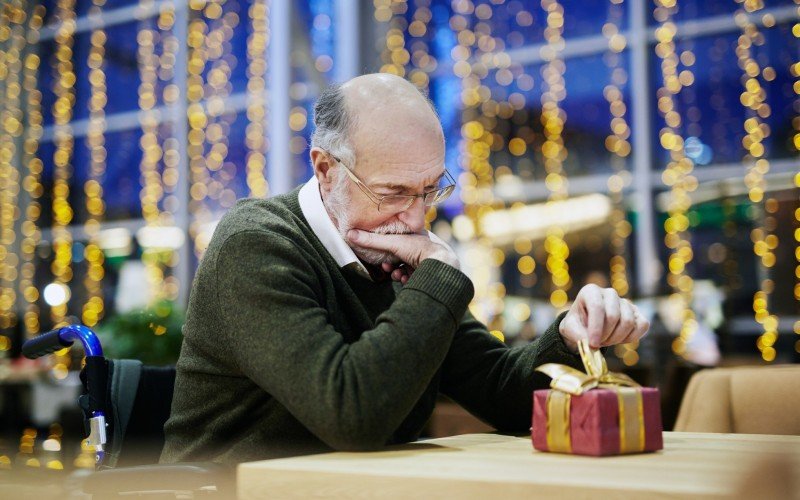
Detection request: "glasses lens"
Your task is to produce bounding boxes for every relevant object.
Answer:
[424,185,455,207]
[380,196,415,213]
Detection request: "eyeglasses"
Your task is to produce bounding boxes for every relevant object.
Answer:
[328,153,456,213]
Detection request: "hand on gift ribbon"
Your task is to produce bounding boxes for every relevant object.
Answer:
[558,284,649,353]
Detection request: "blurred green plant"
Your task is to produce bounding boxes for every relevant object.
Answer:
[96,300,184,366]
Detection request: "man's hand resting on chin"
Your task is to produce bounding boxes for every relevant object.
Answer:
[346,229,459,285]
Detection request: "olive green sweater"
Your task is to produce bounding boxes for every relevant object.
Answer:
[160,186,583,464]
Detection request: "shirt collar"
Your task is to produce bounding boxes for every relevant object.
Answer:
[298,176,372,279]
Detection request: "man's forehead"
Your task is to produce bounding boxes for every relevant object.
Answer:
[353,129,444,171]
[365,157,446,188]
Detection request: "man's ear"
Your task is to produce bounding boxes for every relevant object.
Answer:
[310,147,335,193]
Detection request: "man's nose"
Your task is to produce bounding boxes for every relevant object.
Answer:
[399,196,426,232]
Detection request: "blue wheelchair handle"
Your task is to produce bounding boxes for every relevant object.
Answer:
[22,324,104,359]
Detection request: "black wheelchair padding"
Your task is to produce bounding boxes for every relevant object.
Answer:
[121,363,176,467]
[82,356,108,415]
[80,359,176,468]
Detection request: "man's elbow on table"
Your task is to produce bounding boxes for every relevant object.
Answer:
[311,408,402,452]
[317,425,393,452]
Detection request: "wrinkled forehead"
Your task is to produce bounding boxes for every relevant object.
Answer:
[350,104,444,171]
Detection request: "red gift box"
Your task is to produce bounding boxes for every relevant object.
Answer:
[532,386,663,456]
[531,339,664,456]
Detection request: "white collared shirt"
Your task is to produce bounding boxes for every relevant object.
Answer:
[298,176,372,279]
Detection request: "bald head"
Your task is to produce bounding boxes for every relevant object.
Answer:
[341,73,438,124]
[311,74,444,174]
[341,74,443,168]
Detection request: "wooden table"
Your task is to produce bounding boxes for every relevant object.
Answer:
[237,432,800,499]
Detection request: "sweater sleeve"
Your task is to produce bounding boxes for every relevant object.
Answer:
[213,230,474,451]
[440,310,585,432]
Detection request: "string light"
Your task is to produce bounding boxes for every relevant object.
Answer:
[447,1,500,327]
[245,0,269,198]
[0,0,27,347]
[540,0,571,309]
[603,0,632,300]
[793,0,800,354]
[157,3,182,301]
[185,3,210,263]
[376,0,409,77]
[138,0,168,302]
[43,423,64,470]
[82,0,107,327]
[19,4,46,338]
[201,0,239,248]
[603,0,637,366]
[406,0,436,90]
[49,0,76,389]
[288,0,316,161]
[734,1,779,362]
[16,428,39,468]
[654,0,698,359]
[187,0,239,258]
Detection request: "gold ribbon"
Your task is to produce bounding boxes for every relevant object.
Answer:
[536,339,646,454]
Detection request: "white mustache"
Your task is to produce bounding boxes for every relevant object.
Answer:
[371,220,414,235]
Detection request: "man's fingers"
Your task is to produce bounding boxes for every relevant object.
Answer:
[558,313,589,353]
[347,229,428,266]
[601,289,622,345]
[631,309,650,342]
[581,286,606,348]
[608,298,635,346]
[347,229,398,252]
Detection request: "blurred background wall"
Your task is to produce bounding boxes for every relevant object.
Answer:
[0,0,797,470]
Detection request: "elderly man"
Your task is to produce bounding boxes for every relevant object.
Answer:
[160,74,649,464]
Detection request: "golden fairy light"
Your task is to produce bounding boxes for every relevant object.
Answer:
[157,4,182,301]
[0,0,28,346]
[17,427,39,468]
[82,0,107,327]
[793,0,800,353]
[734,1,779,362]
[138,0,168,301]
[452,1,511,333]
[185,7,209,260]
[19,4,46,337]
[406,0,436,90]
[245,0,270,198]
[653,0,699,358]
[603,0,632,300]
[603,0,637,366]
[50,0,77,337]
[187,0,239,258]
[376,0,409,77]
[539,0,571,309]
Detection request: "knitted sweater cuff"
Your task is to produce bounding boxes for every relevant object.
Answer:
[535,310,584,368]
[403,258,474,324]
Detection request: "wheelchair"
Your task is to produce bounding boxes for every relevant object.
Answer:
[22,325,234,499]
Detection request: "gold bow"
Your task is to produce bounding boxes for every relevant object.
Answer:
[535,339,645,454]
[535,338,640,396]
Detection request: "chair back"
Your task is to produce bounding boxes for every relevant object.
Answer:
[674,365,800,434]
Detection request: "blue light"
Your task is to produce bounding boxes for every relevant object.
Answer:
[685,136,713,166]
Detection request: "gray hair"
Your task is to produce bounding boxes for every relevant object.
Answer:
[311,83,356,166]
